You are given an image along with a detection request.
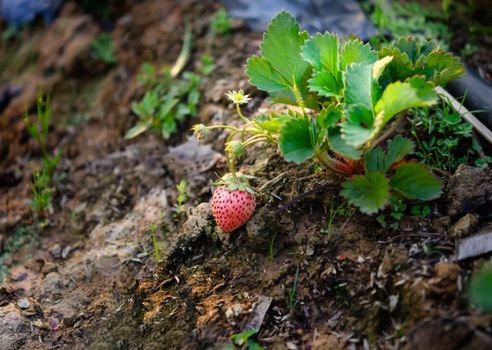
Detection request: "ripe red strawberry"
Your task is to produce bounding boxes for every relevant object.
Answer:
[211,186,256,232]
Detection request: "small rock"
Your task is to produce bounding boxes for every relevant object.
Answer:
[448,214,479,239]
[447,165,492,217]
[49,318,59,330]
[428,263,461,294]
[378,246,407,277]
[431,216,451,234]
[388,294,399,313]
[455,225,492,261]
[61,245,72,259]
[16,298,30,309]
[50,244,62,259]
[0,304,30,348]
[41,261,58,275]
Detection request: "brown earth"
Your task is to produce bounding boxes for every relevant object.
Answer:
[0,1,491,350]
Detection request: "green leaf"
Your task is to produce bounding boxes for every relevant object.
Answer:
[340,39,377,70]
[255,113,293,134]
[259,11,310,86]
[158,98,179,120]
[418,50,465,86]
[246,56,290,93]
[389,162,442,200]
[344,63,374,111]
[341,105,375,147]
[308,71,341,97]
[231,330,258,346]
[125,122,150,139]
[375,77,437,124]
[341,172,390,214]
[365,136,414,172]
[469,266,492,313]
[328,127,362,160]
[301,32,339,74]
[372,56,394,81]
[279,116,314,164]
[365,147,386,172]
[384,136,414,168]
[317,106,342,129]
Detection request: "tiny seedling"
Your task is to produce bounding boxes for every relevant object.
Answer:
[24,94,60,215]
[268,232,277,262]
[210,8,232,36]
[127,28,213,140]
[468,265,492,313]
[174,179,188,214]
[91,33,117,65]
[150,224,160,261]
[225,329,265,350]
[321,199,352,238]
[410,204,431,216]
[288,266,300,311]
[31,169,53,215]
[194,12,464,219]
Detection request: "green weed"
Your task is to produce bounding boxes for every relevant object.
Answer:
[210,8,232,36]
[321,200,353,239]
[24,94,60,215]
[126,30,213,140]
[288,266,300,311]
[91,33,117,65]
[410,101,491,171]
[174,179,188,214]
[268,232,277,262]
[369,1,450,49]
[225,329,265,350]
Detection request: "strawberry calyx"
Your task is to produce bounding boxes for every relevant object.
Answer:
[214,172,255,194]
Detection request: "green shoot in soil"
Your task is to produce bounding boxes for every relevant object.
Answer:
[321,199,352,238]
[268,232,277,262]
[127,28,213,140]
[226,329,265,350]
[174,179,188,214]
[91,33,117,65]
[24,94,60,215]
[288,266,300,311]
[150,224,160,261]
[210,8,232,36]
[31,170,54,215]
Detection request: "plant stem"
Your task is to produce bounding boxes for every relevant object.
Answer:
[292,82,307,117]
[315,150,342,173]
[369,115,404,149]
[236,104,250,123]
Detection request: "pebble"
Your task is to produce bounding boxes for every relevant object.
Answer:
[17,298,30,309]
[448,214,478,239]
[50,244,62,258]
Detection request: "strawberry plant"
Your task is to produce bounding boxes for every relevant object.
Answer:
[194,11,464,221]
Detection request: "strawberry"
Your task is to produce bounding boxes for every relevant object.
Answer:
[211,186,256,232]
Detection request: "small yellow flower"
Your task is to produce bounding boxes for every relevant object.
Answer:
[226,89,251,105]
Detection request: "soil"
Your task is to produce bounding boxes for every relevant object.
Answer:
[1,1,492,350]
